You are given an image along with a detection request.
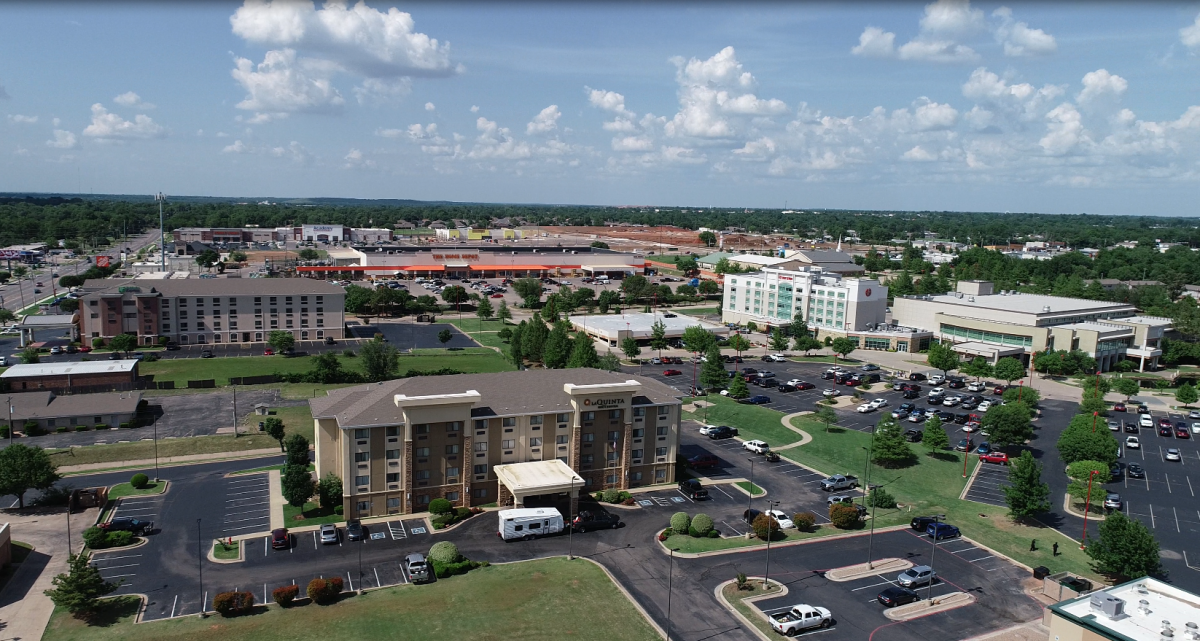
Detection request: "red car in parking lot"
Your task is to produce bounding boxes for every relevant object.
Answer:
[795,382,815,390]
[1112,403,1126,412]
[271,528,290,550]
[663,369,682,376]
[980,451,1009,464]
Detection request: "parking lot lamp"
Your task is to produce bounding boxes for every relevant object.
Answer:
[358,531,363,594]
[746,457,756,513]
[153,416,159,481]
[1080,470,1099,550]
[665,547,677,641]
[763,499,780,589]
[926,514,944,602]
[197,518,205,618]
[963,446,969,478]
[568,476,576,560]
[1092,411,1099,433]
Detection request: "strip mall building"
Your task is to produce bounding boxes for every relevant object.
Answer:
[309,370,681,518]
[297,244,649,280]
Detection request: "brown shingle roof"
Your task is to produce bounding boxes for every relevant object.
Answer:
[80,277,345,297]
[8,391,142,422]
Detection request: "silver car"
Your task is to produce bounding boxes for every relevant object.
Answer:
[897,565,936,587]
[319,523,339,544]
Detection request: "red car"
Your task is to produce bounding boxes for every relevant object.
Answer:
[78,346,92,352]
[980,451,1009,465]
[263,347,274,356]
[1113,403,1126,412]
[795,382,815,390]
[271,527,290,550]
[844,379,861,387]
[1177,428,1191,439]
[993,386,1005,395]
[663,369,682,376]
[1159,417,1173,428]
[490,293,504,298]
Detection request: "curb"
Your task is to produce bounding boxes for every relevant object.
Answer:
[208,539,245,564]
[1061,493,1107,522]
[713,578,788,641]
[825,557,912,582]
[659,524,911,559]
[884,591,975,620]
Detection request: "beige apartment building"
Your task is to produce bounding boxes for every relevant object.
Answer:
[77,278,347,347]
[309,370,682,518]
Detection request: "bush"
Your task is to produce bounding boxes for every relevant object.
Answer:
[617,491,632,502]
[0,426,7,439]
[688,526,700,537]
[119,422,131,429]
[707,529,720,538]
[212,591,255,617]
[130,473,149,489]
[428,541,460,564]
[670,512,691,533]
[602,488,621,503]
[83,526,108,549]
[867,487,897,509]
[736,572,751,590]
[594,492,604,501]
[428,498,453,515]
[106,531,133,548]
[343,349,356,357]
[829,503,862,529]
[74,425,88,432]
[95,424,107,430]
[752,512,779,540]
[333,504,343,515]
[793,512,817,532]
[24,421,44,436]
[433,559,479,578]
[272,584,300,607]
[56,426,69,433]
[691,513,714,536]
[306,577,343,605]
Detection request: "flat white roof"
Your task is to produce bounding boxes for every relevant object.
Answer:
[18,315,76,327]
[569,312,729,339]
[730,254,793,266]
[950,341,1025,356]
[1054,577,1200,641]
[493,460,584,493]
[918,292,1133,316]
[1117,316,1174,327]
[1054,322,1134,334]
[0,360,138,378]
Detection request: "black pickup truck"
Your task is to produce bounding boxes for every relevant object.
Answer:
[679,478,710,500]
[571,510,622,532]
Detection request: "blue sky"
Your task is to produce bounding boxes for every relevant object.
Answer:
[3,1,1200,215]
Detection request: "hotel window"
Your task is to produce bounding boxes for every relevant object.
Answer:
[633,407,645,417]
[529,437,542,447]
[656,470,666,480]
[607,452,618,462]
[474,442,487,452]
[415,447,430,457]
[445,467,459,480]
[387,497,401,509]
[354,475,369,486]
[609,409,622,420]
[631,472,643,482]
[632,428,644,438]
[582,411,595,421]
[582,454,594,464]
[657,426,669,436]
[502,417,516,427]
[632,449,643,459]
[386,449,400,460]
[473,488,488,499]
[606,474,618,484]
[474,420,487,430]
[386,426,400,437]
[656,447,668,456]
[502,439,516,449]
[415,470,430,480]
[607,431,619,441]
[529,415,543,425]
[386,473,400,483]
[556,413,570,423]
[446,421,461,432]
[354,429,369,439]
[474,464,488,475]
[414,424,429,434]
[357,501,371,512]
[582,433,594,442]
[417,495,430,505]
[446,491,460,501]
[354,452,369,462]
[445,444,460,455]
[556,435,569,444]
[658,406,669,415]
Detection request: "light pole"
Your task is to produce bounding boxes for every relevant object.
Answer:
[746,457,756,513]
[152,416,160,481]
[6,397,12,445]
[197,518,206,618]
[156,192,166,272]
[926,514,945,602]
[358,532,364,595]
[763,499,780,589]
[568,476,576,560]
[1080,470,1099,550]
[665,547,677,641]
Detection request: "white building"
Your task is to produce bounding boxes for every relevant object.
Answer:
[721,267,888,334]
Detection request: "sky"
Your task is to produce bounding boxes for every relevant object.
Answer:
[2,1,1200,216]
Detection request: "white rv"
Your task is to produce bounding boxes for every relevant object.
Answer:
[498,507,564,541]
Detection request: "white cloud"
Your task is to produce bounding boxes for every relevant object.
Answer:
[851,27,896,57]
[222,139,249,153]
[961,67,1064,122]
[526,105,561,135]
[424,102,435,111]
[52,117,60,126]
[196,129,205,136]
[231,49,345,115]
[343,147,375,169]
[732,137,777,159]
[602,118,637,133]
[659,146,707,165]
[7,114,37,124]
[897,40,979,62]
[664,46,787,140]
[273,141,313,163]
[13,146,29,156]
[1181,13,1200,48]
[992,7,1056,57]
[1077,69,1128,104]
[912,99,959,130]
[375,127,404,138]
[113,91,155,109]
[82,103,166,139]
[469,105,479,113]
[467,117,531,160]
[902,145,938,161]
[611,135,654,152]
[46,130,77,149]
[585,87,635,119]
[1040,103,1088,155]
[919,0,984,36]
[352,77,411,104]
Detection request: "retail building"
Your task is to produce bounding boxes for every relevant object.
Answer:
[309,370,682,518]
[568,312,729,347]
[0,360,139,393]
[297,245,648,280]
[721,266,888,335]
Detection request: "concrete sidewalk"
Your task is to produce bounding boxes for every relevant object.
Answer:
[58,447,281,475]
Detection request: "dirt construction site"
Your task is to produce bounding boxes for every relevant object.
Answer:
[540,225,808,254]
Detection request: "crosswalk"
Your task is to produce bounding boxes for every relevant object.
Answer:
[388,520,407,540]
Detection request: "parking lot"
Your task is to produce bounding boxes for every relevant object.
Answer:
[963,462,1011,508]
[348,319,479,350]
[222,474,272,538]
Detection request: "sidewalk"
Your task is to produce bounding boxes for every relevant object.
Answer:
[58,447,281,475]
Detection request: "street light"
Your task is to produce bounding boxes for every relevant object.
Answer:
[746,457,756,513]
[926,514,945,602]
[665,547,678,641]
[763,499,780,589]
[1080,470,1099,550]
[197,518,206,618]
[568,476,577,560]
[152,416,160,482]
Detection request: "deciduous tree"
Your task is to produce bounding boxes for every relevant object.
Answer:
[1086,511,1162,580]
[727,373,750,399]
[1176,382,1198,408]
[566,332,599,369]
[264,417,286,452]
[620,336,641,361]
[544,322,574,369]
[698,231,717,247]
[44,553,120,619]
[109,333,137,356]
[475,296,494,321]
[1113,377,1141,401]
[360,338,399,382]
[830,337,856,360]
[285,433,310,467]
[268,330,295,353]
[0,443,60,508]
[992,357,1026,385]
[496,300,512,323]
[813,405,839,432]
[281,464,314,508]
[437,328,453,346]
[870,417,915,468]
[681,325,715,354]
[922,420,950,453]
[1004,451,1051,519]
[769,328,789,352]
[649,319,668,356]
[926,341,960,378]
[982,403,1033,449]
[700,344,727,390]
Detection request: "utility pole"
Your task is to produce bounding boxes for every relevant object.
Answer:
[156,193,167,272]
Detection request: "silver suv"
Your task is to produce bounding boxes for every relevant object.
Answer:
[404,552,431,583]
[319,523,339,544]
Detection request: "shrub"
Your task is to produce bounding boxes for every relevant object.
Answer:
[707,529,720,538]
[119,422,131,429]
[24,421,44,436]
[428,541,460,564]
[428,498,453,515]
[691,513,714,536]
[343,349,356,357]
[212,591,255,617]
[130,473,149,489]
[333,504,343,515]
[688,526,700,537]
[670,512,691,533]
[56,426,69,433]
[594,492,604,501]
[272,584,300,607]
[106,531,134,547]
[617,491,632,502]
[752,512,779,540]
[867,487,897,509]
[602,488,621,503]
[829,503,862,529]
[793,512,817,532]
[306,577,343,605]
[433,559,478,578]
[95,424,108,430]
[306,578,327,602]
[75,425,88,432]
[83,526,108,549]
[735,572,751,590]
[455,506,470,519]
[0,426,7,439]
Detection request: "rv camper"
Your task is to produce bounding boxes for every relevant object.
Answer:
[498,507,564,541]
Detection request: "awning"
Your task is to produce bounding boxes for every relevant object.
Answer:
[582,265,641,272]
[469,264,551,270]
[398,265,445,272]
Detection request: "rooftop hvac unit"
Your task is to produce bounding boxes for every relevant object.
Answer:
[1043,306,1051,313]
[1090,593,1125,620]
[968,296,975,302]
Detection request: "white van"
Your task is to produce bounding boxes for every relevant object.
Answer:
[498,507,564,541]
[595,275,610,284]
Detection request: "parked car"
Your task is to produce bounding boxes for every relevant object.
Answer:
[827,494,857,507]
[743,440,771,454]
[856,403,875,414]
[822,389,841,398]
[909,372,927,381]
[687,454,720,470]
[1127,463,1146,479]
[263,347,275,356]
[571,510,622,531]
[346,519,364,541]
[877,586,921,607]
[955,438,974,452]
[1113,402,1127,412]
[201,349,214,358]
[926,523,961,540]
[1124,422,1140,434]
[980,451,1009,465]
[404,552,431,583]
[738,395,771,405]
[897,565,936,587]
[319,523,339,544]
[1104,493,1122,510]
[903,429,923,442]
[100,517,153,536]
[764,509,794,529]
[708,426,738,439]
[662,369,682,376]
[1166,448,1182,462]
[769,604,832,635]
[271,527,290,550]
[820,474,859,491]
[967,381,986,392]
[678,478,710,499]
[870,398,889,409]
[1125,436,1140,449]
[910,516,940,531]
[777,383,798,393]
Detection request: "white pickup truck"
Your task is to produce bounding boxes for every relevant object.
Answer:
[819,474,859,492]
[770,604,832,635]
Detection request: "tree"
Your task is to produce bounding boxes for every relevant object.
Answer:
[751,511,780,540]
[1113,377,1141,401]
[360,338,399,382]
[813,406,839,432]
[992,357,1026,385]
[674,255,699,275]
[829,503,861,529]
[619,275,649,304]
[475,296,494,322]
[297,248,320,260]
[700,344,727,390]
[441,285,468,306]
[437,328,453,346]
[1003,451,1051,519]
[316,472,343,510]
[1176,382,1198,408]
[281,464,313,508]
[830,337,856,361]
[597,350,622,372]
[0,308,14,324]
[1080,388,1109,417]
[922,420,950,454]
[727,333,751,358]
[566,332,599,368]
[620,336,641,361]
[521,316,549,362]
[769,328,789,352]
[698,230,718,247]
[285,433,310,467]
[509,321,525,363]
[268,330,295,353]
[1066,460,1112,506]
[109,333,137,356]
[513,278,543,307]
[309,352,347,384]
[1057,414,1119,466]
[496,300,512,323]
[926,341,960,378]
[794,335,822,355]
[544,322,573,369]
[698,280,720,298]
[727,373,750,399]
[961,356,993,381]
[681,325,715,354]
[540,294,561,322]
[590,241,610,249]
[59,275,84,288]
[1086,511,1163,580]
[0,443,61,508]
[20,347,39,364]
[12,266,28,281]
[981,403,1033,449]
[229,250,248,263]
[264,417,286,452]
[343,285,374,314]
[871,417,915,468]
[195,249,219,271]
[1003,386,1040,409]
[44,552,120,619]
[649,319,668,356]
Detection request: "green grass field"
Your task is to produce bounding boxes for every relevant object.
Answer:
[107,480,166,499]
[43,558,658,641]
[735,481,764,496]
[239,405,314,442]
[49,433,281,472]
[212,540,239,560]
[677,307,720,316]
[444,317,512,351]
[283,501,344,526]
[684,396,803,446]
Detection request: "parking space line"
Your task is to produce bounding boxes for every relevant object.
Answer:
[1176,507,1182,533]
[711,485,735,500]
[90,554,142,562]
[376,567,383,587]
[1151,504,1157,528]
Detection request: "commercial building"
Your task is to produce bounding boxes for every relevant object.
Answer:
[4,390,142,431]
[781,249,866,276]
[297,245,648,280]
[309,370,682,518]
[1,360,139,392]
[171,226,393,245]
[1046,577,1200,641]
[721,266,888,335]
[434,226,523,241]
[76,278,346,347]
[568,311,729,347]
[891,280,1170,371]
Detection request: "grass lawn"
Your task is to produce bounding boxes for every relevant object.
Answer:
[231,463,311,476]
[678,307,720,316]
[142,352,513,387]
[212,540,239,560]
[49,433,281,472]
[721,581,783,638]
[735,481,764,496]
[443,317,511,351]
[283,501,344,526]
[43,557,658,641]
[683,396,803,446]
[107,480,167,499]
[707,401,1104,582]
[239,405,314,443]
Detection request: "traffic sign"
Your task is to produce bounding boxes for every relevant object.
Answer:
[0,250,19,259]
[95,256,111,268]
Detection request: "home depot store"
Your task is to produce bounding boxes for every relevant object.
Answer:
[297,245,648,280]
